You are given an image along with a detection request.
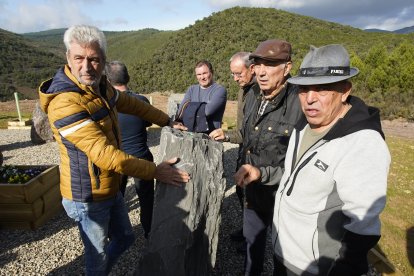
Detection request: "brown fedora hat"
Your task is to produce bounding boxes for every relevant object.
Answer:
[250,39,292,62]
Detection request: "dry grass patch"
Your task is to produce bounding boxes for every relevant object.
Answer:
[379,136,414,275]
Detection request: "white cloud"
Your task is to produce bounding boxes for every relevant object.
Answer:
[1,0,413,33]
[207,0,414,30]
[209,0,279,9]
[1,1,93,33]
[208,0,319,9]
[364,7,414,31]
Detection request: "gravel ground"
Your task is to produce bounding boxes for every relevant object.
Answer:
[0,129,273,275]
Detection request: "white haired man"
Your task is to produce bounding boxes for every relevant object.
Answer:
[210,52,259,248]
[38,25,189,275]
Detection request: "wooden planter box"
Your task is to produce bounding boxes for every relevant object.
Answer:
[0,165,62,230]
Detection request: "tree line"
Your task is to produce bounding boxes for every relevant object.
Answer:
[1,7,413,120]
[126,7,414,120]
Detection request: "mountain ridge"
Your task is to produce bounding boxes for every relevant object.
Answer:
[1,7,413,119]
[364,25,414,33]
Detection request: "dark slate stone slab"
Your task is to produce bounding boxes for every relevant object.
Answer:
[30,101,54,144]
[167,93,185,119]
[137,127,225,276]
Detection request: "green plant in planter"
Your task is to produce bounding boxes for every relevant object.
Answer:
[0,165,43,184]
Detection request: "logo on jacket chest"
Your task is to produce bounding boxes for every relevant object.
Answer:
[314,159,329,172]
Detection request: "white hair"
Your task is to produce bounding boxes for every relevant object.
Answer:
[63,25,107,58]
[229,52,253,67]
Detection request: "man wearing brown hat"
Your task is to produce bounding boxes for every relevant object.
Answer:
[272,44,390,275]
[233,39,303,275]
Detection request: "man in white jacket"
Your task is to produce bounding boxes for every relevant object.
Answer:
[272,44,391,275]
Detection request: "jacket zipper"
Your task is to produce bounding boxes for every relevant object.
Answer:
[284,126,328,196]
[273,151,317,254]
[274,129,325,254]
[286,151,317,196]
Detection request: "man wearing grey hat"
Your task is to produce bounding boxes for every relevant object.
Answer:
[233,39,303,275]
[272,44,390,275]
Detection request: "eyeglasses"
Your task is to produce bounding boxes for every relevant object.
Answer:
[231,72,243,78]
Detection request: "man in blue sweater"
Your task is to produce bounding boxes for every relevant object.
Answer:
[106,60,154,238]
[177,60,227,133]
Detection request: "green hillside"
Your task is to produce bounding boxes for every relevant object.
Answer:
[22,28,67,52]
[0,28,64,101]
[22,28,173,65]
[1,7,413,119]
[128,7,414,119]
[106,28,174,65]
[0,28,171,100]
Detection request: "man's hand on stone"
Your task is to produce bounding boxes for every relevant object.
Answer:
[234,164,261,187]
[209,128,226,141]
[170,121,188,131]
[154,157,190,186]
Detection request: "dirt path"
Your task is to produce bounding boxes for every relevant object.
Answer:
[381,118,414,139]
[1,93,413,139]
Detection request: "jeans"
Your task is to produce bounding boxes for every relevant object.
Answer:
[62,192,135,276]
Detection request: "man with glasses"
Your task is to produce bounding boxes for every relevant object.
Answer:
[232,39,303,275]
[210,52,259,249]
[271,44,390,275]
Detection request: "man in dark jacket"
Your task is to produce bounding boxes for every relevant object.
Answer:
[210,52,259,246]
[106,61,154,239]
[233,39,303,275]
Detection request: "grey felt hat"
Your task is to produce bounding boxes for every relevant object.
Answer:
[288,44,359,85]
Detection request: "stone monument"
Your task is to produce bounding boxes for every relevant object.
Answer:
[137,127,226,275]
[30,101,54,144]
[167,93,185,119]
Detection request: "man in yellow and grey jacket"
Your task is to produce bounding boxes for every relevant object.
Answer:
[39,64,184,202]
[38,24,189,276]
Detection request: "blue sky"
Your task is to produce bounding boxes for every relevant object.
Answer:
[1,0,413,33]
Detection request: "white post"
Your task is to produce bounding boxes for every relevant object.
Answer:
[149,96,153,105]
[14,92,22,122]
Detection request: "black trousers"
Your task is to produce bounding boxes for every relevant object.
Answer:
[243,208,273,275]
[120,156,154,238]
[236,185,244,210]
[236,146,245,211]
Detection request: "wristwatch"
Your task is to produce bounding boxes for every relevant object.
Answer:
[224,134,230,142]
